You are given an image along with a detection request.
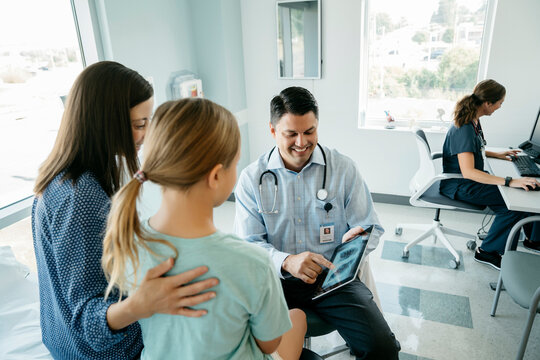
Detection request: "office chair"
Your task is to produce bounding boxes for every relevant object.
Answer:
[395,128,485,269]
[302,308,349,359]
[491,216,540,360]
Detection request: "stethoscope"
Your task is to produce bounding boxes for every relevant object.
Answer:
[473,120,487,147]
[258,143,332,214]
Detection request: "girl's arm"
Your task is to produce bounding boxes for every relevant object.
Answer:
[248,256,304,357]
[255,337,282,354]
[107,258,218,330]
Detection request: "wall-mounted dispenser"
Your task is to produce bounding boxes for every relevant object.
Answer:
[167,70,203,100]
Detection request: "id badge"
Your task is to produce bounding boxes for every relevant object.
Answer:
[320,223,335,244]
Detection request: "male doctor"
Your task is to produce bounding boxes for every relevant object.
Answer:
[234,87,400,359]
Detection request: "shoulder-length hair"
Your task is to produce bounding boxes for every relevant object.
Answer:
[34,61,153,197]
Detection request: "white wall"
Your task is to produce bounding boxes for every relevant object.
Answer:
[101,0,252,171]
[482,0,540,147]
[240,0,540,196]
[103,0,197,105]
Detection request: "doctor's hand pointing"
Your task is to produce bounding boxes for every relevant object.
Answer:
[282,252,335,284]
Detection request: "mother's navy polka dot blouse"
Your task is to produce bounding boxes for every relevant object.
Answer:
[32,172,142,359]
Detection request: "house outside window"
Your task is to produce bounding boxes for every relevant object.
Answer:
[359,0,495,130]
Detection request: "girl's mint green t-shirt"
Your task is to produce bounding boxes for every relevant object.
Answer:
[129,221,292,360]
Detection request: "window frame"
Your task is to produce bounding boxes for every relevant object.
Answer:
[0,0,103,229]
[358,0,498,129]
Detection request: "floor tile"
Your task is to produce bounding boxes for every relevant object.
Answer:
[382,240,465,271]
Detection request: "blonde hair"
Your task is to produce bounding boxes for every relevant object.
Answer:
[453,79,506,128]
[102,98,240,299]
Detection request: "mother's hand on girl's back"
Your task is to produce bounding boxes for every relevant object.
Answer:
[108,257,218,330]
[133,257,219,318]
[115,258,219,328]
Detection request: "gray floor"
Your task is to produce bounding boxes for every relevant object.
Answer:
[1,201,539,359]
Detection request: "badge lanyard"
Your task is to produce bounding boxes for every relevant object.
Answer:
[473,120,486,147]
[473,120,487,158]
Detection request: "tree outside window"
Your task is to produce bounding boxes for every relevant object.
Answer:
[361,0,490,129]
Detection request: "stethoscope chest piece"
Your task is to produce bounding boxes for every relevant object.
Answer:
[317,188,328,201]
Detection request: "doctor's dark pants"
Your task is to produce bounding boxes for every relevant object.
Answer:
[281,278,400,360]
[453,182,539,254]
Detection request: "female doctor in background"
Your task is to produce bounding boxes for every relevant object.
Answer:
[439,79,540,270]
[32,61,217,359]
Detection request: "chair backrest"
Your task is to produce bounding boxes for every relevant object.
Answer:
[410,128,437,193]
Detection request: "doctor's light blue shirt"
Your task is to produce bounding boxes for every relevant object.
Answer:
[234,145,384,277]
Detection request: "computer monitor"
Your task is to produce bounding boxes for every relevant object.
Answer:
[519,107,540,159]
[530,107,540,146]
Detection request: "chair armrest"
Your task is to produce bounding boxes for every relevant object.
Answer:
[431,152,443,160]
[504,216,540,252]
[439,173,464,180]
[410,173,463,204]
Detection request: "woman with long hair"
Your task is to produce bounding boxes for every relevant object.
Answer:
[440,79,540,270]
[32,61,217,359]
[103,98,307,359]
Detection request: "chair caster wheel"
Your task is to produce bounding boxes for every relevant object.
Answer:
[402,250,409,259]
[449,259,460,269]
[467,240,477,251]
[395,227,402,236]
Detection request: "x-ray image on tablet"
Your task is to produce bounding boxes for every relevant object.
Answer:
[312,226,372,300]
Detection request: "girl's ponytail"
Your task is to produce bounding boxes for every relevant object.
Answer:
[103,177,144,300]
[103,172,178,300]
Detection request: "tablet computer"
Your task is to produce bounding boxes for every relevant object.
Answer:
[312,226,372,300]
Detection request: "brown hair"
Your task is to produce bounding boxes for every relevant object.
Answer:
[34,61,153,197]
[102,98,240,299]
[453,79,506,127]
[270,86,319,126]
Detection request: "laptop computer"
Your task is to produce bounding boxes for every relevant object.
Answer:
[518,107,540,161]
[312,226,372,300]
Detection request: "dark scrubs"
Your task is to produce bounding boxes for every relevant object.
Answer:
[440,123,539,254]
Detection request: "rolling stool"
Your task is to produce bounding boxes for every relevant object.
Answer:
[302,308,349,359]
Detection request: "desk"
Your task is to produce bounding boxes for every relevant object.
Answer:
[485,155,540,213]
[485,154,540,290]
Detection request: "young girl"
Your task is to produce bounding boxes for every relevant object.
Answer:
[102,98,306,359]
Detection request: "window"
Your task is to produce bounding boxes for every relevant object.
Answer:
[0,0,84,209]
[359,0,494,129]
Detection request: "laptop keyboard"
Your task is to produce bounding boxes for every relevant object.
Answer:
[512,156,540,177]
